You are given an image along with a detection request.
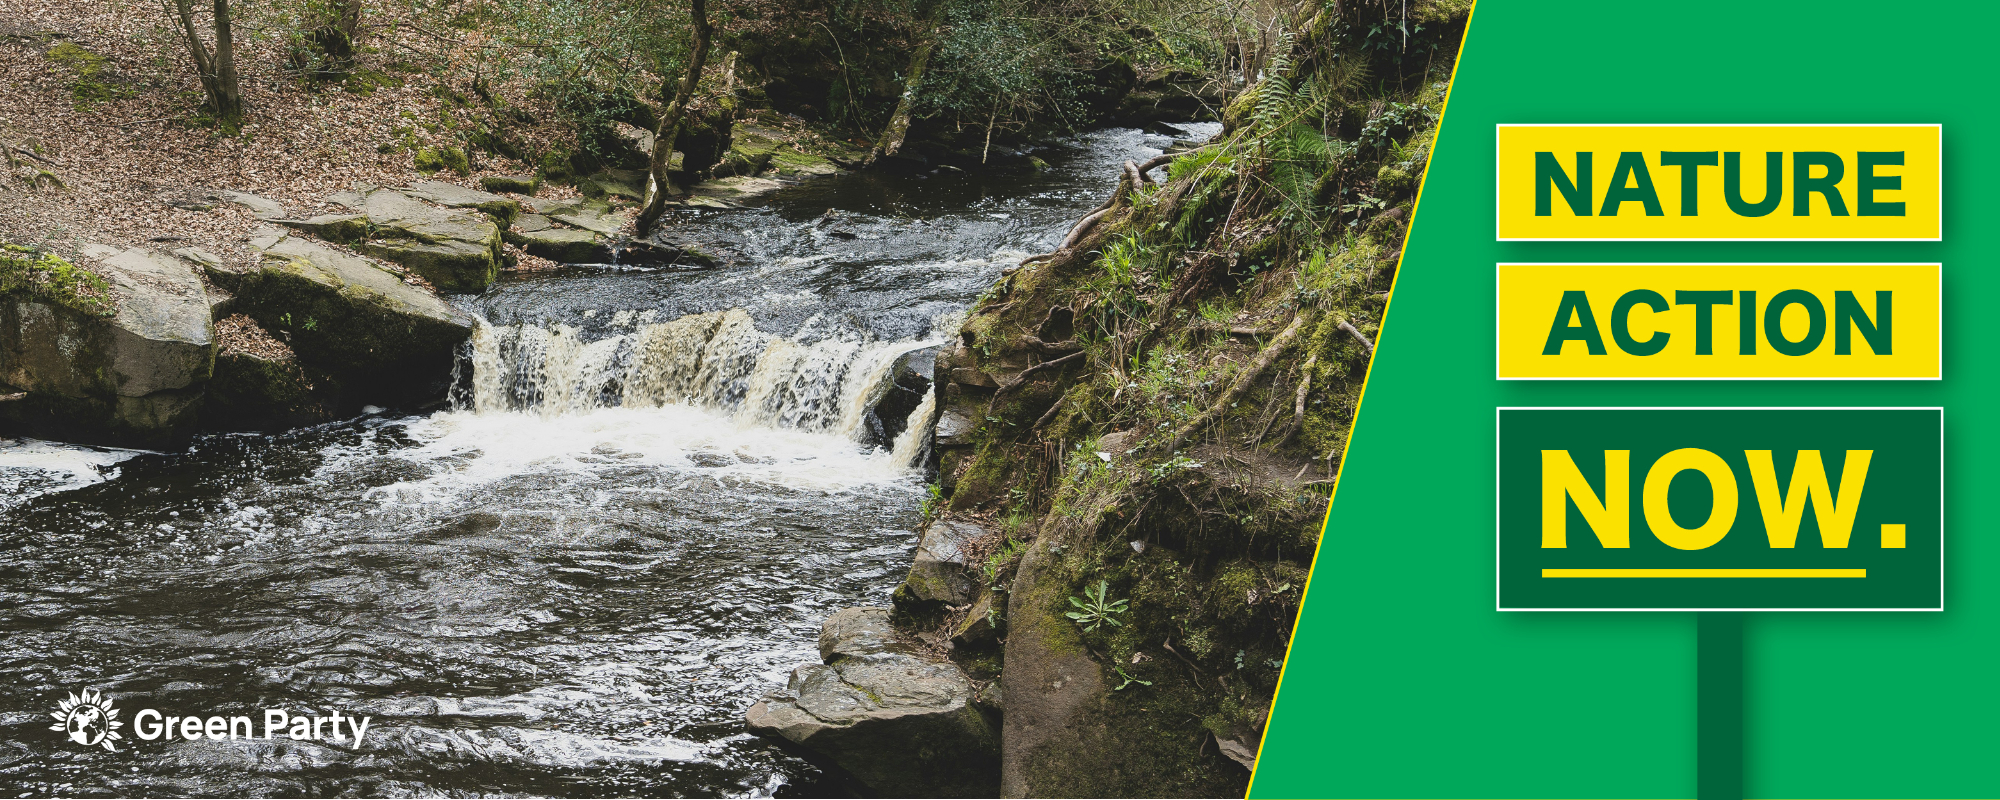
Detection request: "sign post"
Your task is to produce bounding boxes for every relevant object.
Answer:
[1497,407,1943,798]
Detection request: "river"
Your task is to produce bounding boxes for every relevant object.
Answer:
[0,124,1215,797]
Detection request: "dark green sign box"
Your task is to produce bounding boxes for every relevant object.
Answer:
[1498,407,1942,611]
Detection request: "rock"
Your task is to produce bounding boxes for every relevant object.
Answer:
[746,607,1000,797]
[220,190,287,219]
[952,592,1001,648]
[222,232,473,407]
[412,146,469,175]
[513,214,553,233]
[171,247,225,272]
[864,345,936,447]
[819,607,911,662]
[934,409,976,446]
[352,188,504,292]
[608,121,655,164]
[691,175,784,203]
[997,538,1247,797]
[0,245,214,447]
[950,366,998,389]
[504,226,608,264]
[1215,736,1258,771]
[578,169,647,202]
[999,539,1108,798]
[546,200,629,236]
[402,180,522,228]
[202,315,334,431]
[324,187,368,210]
[973,679,1003,712]
[479,174,542,195]
[716,130,779,177]
[901,520,987,606]
[274,213,366,242]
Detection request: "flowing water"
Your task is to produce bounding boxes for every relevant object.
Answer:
[0,124,1215,797]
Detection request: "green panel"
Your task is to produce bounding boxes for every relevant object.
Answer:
[1250,0,1999,797]
[1498,408,1940,611]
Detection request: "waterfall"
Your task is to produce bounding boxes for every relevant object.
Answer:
[459,309,941,465]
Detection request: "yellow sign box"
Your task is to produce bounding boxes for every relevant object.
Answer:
[1496,125,1941,240]
[1496,263,1941,380]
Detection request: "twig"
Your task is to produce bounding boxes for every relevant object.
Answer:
[1170,310,1311,450]
[8,146,62,167]
[1338,319,1374,353]
[993,351,1086,397]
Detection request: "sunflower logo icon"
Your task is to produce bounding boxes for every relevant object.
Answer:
[48,689,123,752]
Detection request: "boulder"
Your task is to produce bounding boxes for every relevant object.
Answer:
[999,539,1108,798]
[746,607,1000,797]
[220,231,473,407]
[819,607,913,662]
[865,345,936,447]
[690,175,784,204]
[351,188,504,292]
[402,180,521,228]
[0,245,214,447]
[505,226,609,264]
[201,314,335,431]
[544,200,629,236]
[219,190,287,219]
[479,174,542,195]
[274,213,366,242]
[900,520,988,606]
[578,169,647,202]
[934,409,977,446]
[952,591,1001,648]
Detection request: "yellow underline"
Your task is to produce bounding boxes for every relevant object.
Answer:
[1542,569,1866,578]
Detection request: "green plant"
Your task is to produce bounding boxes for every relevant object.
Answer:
[1112,665,1153,690]
[919,482,944,520]
[1065,579,1129,632]
[0,246,113,316]
[983,536,1027,588]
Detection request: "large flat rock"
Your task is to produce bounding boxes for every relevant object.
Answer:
[402,180,521,227]
[0,245,214,446]
[353,188,503,293]
[746,607,1000,797]
[223,232,473,406]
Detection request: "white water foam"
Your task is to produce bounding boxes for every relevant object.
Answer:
[0,438,147,508]
[366,404,918,506]
[460,305,943,456]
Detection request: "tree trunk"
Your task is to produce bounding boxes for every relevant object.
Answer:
[169,0,244,125]
[636,0,713,234]
[863,31,935,168]
[209,0,242,122]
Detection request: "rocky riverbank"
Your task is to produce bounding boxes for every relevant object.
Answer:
[742,0,1470,795]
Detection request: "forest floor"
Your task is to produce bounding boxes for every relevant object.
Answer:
[0,0,836,273]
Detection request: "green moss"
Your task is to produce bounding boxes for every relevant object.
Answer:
[341,68,403,96]
[0,245,114,317]
[413,146,470,175]
[46,42,131,107]
[480,175,543,195]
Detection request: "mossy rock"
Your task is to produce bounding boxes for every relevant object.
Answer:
[203,347,337,432]
[228,233,473,407]
[503,226,607,263]
[0,245,113,317]
[46,42,131,106]
[413,146,470,175]
[351,188,503,292]
[0,245,215,447]
[480,175,542,195]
